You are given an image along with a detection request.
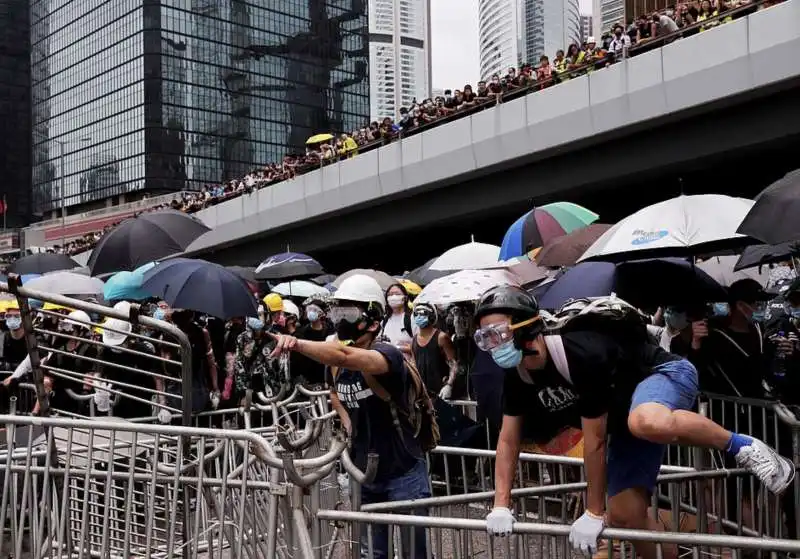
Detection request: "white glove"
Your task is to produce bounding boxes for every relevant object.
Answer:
[93,381,111,413]
[569,510,605,554]
[486,507,514,537]
[158,409,172,424]
[438,384,453,400]
[210,391,220,410]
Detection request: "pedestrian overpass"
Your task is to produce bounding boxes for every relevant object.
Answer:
[186,0,800,262]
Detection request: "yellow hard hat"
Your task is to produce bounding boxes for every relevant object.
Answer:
[42,302,74,313]
[0,299,18,312]
[263,293,283,312]
[398,279,422,297]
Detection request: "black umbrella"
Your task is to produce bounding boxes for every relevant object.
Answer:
[734,241,799,271]
[310,273,337,286]
[407,257,453,286]
[9,253,80,275]
[737,169,800,245]
[226,265,256,283]
[88,210,210,276]
[254,252,323,281]
[142,259,258,319]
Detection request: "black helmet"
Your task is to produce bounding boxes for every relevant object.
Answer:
[474,285,540,324]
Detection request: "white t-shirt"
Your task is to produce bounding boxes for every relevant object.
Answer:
[381,313,416,347]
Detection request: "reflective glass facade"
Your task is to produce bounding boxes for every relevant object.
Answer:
[0,0,31,226]
[31,0,369,214]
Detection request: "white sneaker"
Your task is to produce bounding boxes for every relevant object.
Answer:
[734,438,795,494]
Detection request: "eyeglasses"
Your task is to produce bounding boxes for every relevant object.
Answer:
[329,306,363,325]
[473,317,539,352]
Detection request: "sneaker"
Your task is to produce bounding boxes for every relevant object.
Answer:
[734,438,795,494]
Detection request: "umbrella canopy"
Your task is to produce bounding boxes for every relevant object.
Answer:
[88,210,210,276]
[737,169,800,245]
[103,271,151,302]
[306,133,333,144]
[406,257,446,286]
[538,259,725,311]
[333,269,397,291]
[416,269,520,306]
[535,224,613,268]
[226,266,256,284]
[579,195,754,263]
[142,258,258,319]
[310,273,337,286]
[429,242,501,271]
[254,252,323,281]
[696,255,769,287]
[499,202,599,260]
[25,271,105,297]
[9,253,80,275]
[272,280,329,298]
[734,241,799,271]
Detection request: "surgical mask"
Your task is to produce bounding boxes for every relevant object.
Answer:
[153,309,166,321]
[490,340,523,369]
[247,317,264,331]
[5,316,21,331]
[387,295,405,309]
[307,310,320,322]
[711,302,730,317]
[414,315,429,328]
[664,308,688,331]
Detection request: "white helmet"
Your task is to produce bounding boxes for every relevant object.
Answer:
[113,301,132,317]
[282,299,300,318]
[64,310,92,330]
[333,274,386,313]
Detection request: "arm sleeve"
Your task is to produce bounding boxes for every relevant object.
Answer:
[563,332,618,419]
[10,354,32,380]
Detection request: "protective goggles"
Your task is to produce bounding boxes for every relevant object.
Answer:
[305,304,324,316]
[473,317,539,352]
[329,305,364,325]
[413,305,435,319]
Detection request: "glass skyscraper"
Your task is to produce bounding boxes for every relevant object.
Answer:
[31,0,369,214]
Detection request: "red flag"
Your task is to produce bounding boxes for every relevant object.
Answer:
[0,198,6,215]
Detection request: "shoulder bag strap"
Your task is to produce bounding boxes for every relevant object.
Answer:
[544,334,572,383]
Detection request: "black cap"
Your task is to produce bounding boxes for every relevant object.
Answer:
[475,285,540,324]
[728,278,769,304]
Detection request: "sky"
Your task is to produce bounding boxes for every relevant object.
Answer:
[431,0,592,90]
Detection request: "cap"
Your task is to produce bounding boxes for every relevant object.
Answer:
[728,278,769,304]
[587,36,596,43]
[102,318,132,347]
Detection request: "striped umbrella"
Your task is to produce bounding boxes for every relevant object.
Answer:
[499,202,599,261]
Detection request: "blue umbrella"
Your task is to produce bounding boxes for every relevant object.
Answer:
[142,258,258,319]
[104,271,151,302]
[538,258,725,311]
[254,252,323,281]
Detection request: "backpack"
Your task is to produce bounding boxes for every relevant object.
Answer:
[540,296,649,384]
[332,355,440,452]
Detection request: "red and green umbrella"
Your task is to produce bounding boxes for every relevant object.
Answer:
[499,202,599,260]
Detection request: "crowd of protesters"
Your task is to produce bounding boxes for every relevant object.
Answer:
[38,0,778,260]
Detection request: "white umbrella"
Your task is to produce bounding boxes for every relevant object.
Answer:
[416,269,519,306]
[26,271,105,297]
[486,257,549,285]
[272,280,329,298]
[579,195,754,263]
[429,242,501,271]
[696,255,770,287]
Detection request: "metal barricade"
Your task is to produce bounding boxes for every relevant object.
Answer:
[315,510,800,559]
[1,278,194,424]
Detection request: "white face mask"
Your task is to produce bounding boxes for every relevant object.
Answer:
[387,295,405,309]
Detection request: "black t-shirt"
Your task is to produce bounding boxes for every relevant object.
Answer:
[695,324,767,398]
[462,91,477,103]
[2,334,28,369]
[292,324,329,385]
[332,342,421,481]
[100,340,157,419]
[504,331,681,435]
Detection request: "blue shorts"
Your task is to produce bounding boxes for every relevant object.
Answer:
[607,359,698,497]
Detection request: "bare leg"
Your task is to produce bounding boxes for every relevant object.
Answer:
[608,488,678,559]
[628,403,731,449]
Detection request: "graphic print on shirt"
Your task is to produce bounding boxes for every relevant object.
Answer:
[336,379,374,408]
[537,385,577,412]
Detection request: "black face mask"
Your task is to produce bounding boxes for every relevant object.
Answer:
[335,319,366,343]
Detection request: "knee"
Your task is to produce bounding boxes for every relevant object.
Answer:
[628,406,677,444]
[607,504,648,529]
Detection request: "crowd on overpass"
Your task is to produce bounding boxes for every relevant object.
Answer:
[39,0,779,261]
